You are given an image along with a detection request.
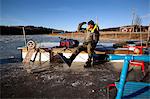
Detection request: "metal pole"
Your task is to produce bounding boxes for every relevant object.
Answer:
[22,27,27,46]
[96,16,98,25]
[116,58,129,99]
[72,32,73,39]
[129,29,131,40]
[140,25,142,46]
[130,8,136,40]
[147,24,150,47]
[108,54,150,99]
[108,54,149,63]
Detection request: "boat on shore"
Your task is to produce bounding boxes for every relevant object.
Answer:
[18,39,149,62]
[18,38,150,60]
[18,41,134,61]
[17,38,150,74]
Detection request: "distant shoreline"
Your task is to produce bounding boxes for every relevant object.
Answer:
[0,26,62,35]
[49,32,149,41]
[1,25,149,42]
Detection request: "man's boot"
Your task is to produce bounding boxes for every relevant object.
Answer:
[58,53,76,67]
[84,60,92,68]
[58,53,72,67]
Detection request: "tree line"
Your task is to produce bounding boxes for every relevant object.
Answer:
[0,26,60,35]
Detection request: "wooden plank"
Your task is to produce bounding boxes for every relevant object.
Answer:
[52,48,106,55]
[113,50,134,54]
[31,65,50,73]
[20,47,134,54]
[115,82,150,98]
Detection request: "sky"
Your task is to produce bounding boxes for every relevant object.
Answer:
[0,0,149,31]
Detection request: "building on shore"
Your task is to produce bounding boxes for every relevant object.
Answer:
[120,25,149,32]
[52,30,64,34]
[100,27,120,32]
[100,25,149,32]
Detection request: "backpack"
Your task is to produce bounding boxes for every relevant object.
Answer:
[60,38,79,48]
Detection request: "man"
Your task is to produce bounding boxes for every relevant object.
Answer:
[59,20,99,68]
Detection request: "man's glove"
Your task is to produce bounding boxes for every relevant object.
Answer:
[77,22,87,32]
[83,42,88,45]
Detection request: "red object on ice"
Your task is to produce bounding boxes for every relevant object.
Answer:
[107,60,145,90]
[107,84,116,87]
[126,46,144,54]
[129,60,145,75]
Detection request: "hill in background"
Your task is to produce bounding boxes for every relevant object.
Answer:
[0,26,64,35]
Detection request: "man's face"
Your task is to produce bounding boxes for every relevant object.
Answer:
[88,24,94,29]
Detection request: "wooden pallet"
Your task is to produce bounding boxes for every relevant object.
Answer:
[115,82,150,98]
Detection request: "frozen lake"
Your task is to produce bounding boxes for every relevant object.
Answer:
[0,35,60,64]
[0,35,115,63]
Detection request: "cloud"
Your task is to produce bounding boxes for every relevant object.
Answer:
[47,8,66,12]
[141,13,150,19]
[43,7,71,12]
[0,17,23,22]
[0,17,27,25]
